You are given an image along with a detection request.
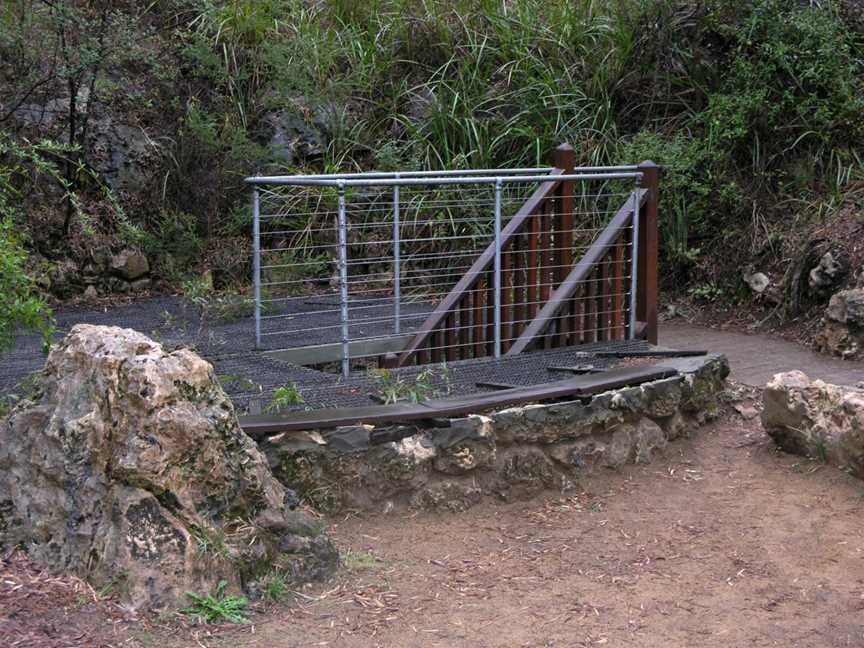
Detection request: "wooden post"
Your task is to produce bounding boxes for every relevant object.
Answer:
[473,284,484,358]
[446,311,457,362]
[501,243,513,352]
[636,161,659,345]
[458,296,470,360]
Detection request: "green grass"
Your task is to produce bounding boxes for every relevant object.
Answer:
[260,572,289,603]
[191,526,228,558]
[341,548,384,572]
[176,0,864,294]
[182,580,249,625]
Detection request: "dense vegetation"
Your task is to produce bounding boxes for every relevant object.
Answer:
[1,0,862,335]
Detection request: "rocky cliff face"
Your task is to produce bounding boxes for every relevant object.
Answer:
[0,325,337,610]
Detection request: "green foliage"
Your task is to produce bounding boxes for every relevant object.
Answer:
[181,274,215,308]
[702,1,863,158]
[0,219,53,351]
[688,282,725,304]
[259,572,289,602]
[3,0,864,303]
[0,137,61,350]
[368,364,452,404]
[182,580,249,625]
[812,434,829,463]
[267,382,305,413]
[191,526,228,558]
[145,210,203,282]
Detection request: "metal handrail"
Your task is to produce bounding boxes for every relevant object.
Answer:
[245,164,639,185]
[246,171,641,187]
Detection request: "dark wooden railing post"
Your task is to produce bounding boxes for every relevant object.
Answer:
[636,161,659,344]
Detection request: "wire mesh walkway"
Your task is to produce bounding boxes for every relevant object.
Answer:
[1,295,655,415]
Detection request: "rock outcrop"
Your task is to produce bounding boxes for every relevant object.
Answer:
[815,287,864,358]
[110,248,150,281]
[0,325,337,611]
[762,371,864,476]
[809,250,850,297]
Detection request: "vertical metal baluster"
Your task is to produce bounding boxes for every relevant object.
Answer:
[338,182,350,378]
[628,186,640,340]
[252,187,261,350]
[393,175,401,335]
[493,178,503,357]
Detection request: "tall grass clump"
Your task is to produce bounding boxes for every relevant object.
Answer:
[78,0,863,295]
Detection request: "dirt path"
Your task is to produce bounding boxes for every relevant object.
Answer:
[206,412,864,648]
[660,321,863,387]
[7,412,864,648]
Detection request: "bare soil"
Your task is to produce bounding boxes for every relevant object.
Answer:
[5,408,864,648]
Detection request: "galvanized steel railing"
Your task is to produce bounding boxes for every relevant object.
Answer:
[245,144,658,377]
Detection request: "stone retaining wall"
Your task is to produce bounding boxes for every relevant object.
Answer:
[262,355,729,513]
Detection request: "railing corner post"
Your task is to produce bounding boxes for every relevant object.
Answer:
[636,160,660,345]
[393,174,401,335]
[337,181,350,378]
[493,177,503,358]
[552,144,576,346]
[252,186,261,350]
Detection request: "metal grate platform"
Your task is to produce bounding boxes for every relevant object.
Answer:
[2,296,657,416]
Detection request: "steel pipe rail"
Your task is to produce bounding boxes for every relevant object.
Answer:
[245,172,642,187]
[244,164,640,184]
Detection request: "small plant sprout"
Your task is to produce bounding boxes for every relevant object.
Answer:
[267,382,305,413]
[812,435,829,463]
[341,549,383,572]
[191,526,227,558]
[182,580,249,625]
[180,581,249,624]
[260,572,289,602]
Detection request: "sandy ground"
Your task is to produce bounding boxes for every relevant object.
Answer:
[5,409,864,648]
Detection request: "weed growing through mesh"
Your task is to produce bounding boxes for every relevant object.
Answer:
[368,363,452,404]
[267,382,305,413]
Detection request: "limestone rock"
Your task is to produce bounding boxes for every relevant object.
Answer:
[48,259,82,298]
[762,371,864,477]
[815,288,864,358]
[263,109,325,165]
[433,440,496,475]
[743,271,770,294]
[825,288,864,326]
[86,117,159,193]
[410,482,482,512]
[0,325,337,611]
[634,418,667,463]
[110,248,150,281]
[809,251,850,296]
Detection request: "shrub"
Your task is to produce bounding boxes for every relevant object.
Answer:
[0,219,53,352]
